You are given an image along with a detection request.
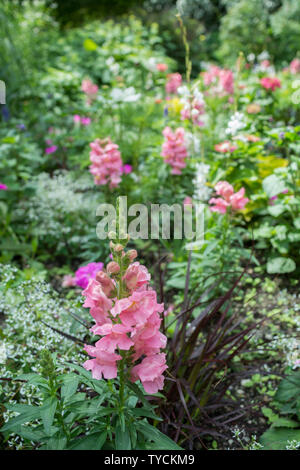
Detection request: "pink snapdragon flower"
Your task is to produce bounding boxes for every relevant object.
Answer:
[209,181,249,214]
[130,354,168,394]
[0,183,8,190]
[214,141,237,153]
[180,99,205,126]
[123,262,151,292]
[89,138,123,189]
[260,77,281,91]
[161,126,188,175]
[75,262,104,289]
[81,79,98,103]
[83,346,122,379]
[290,58,300,74]
[82,247,167,394]
[165,73,182,94]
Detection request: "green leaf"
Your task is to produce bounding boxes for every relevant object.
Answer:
[260,427,300,450]
[61,374,79,401]
[68,431,107,450]
[83,38,98,51]
[136,422,182,450]
[267,257,296,274]
[263,174,286,198]
[41,397,57,434]
[115,423,131,450]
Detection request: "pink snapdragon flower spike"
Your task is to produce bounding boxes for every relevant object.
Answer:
[161,126,188,175]
[203,65,234,95]
[214,141,237,153]
[89,138,123,189]
[75,262,104,289]
[82,240,167,395]
[81,79,98,103]
[165,73,182,94]
[0,183,8,190]
[209,181,249,214]
[290,58,300,74]
[260,77,281,91]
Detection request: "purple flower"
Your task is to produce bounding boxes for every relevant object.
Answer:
[45,145,58,154]
[0,183,8,190]
[81,117,91,125]
[75,262,104,289]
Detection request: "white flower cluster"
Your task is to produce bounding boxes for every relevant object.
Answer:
[193,162,211,202]
[19,171,99,239]
[226,112,246,137]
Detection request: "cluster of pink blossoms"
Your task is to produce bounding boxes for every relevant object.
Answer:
[73,114,91,126]
[165,73,182,94]
[82,248,168,394]
[81,79,98,104]
[161,126,188,175]
[214,141,237,153]
[209,181,249,214]
[181,99,205,127]
[203,65,234,95]
[89,138,123,189]
[260,77,281,91]
[290,58,300,74]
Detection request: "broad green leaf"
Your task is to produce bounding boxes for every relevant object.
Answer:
[260,427,300,450]
[136,422,182,450]
[41,397,57,434]
[68,431,107,450]
[267,257,296,274]
[115,423,131,450]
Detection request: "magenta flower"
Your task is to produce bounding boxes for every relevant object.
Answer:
[121,164,132,174]
[75,262,104,289]
[45,145,58,154]
[0,183,8,191]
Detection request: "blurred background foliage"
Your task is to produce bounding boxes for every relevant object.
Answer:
[1,0,299,83]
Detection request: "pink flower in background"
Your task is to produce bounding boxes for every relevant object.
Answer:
[210,181,249,214]
[260,77,281,91]
[183,196,193,206]
[219,69,234,94]
[121,164,132,174]
[203,65,234,95]
[215,141,237,153]
[131,353,168,394]
[161,126,188,175]
[73,114,81,123]
[0,183,8,190]
[165,73,182,94]
[83,346,122,379]
[89,138,123,189]
[45,145,58,154]
[156,63,168,72]
[62,274,76,288]
[81,79,98,103]
[290,58,300,74]
[75,262,104,289]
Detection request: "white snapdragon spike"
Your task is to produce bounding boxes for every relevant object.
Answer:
[226,112,246,136]
[257,50,270,61]
[110,86,141,103]
[0,341,7,364]
[177,85,190,98]
[193,162,211,202]
[185,132,201,154]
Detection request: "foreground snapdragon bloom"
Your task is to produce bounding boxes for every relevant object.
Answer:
[89,138,123,189]
[260,77,281,91]
[161,126,188,175]
[209,181,249,214]
[82,242,167,394]
[165,73,182,94]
